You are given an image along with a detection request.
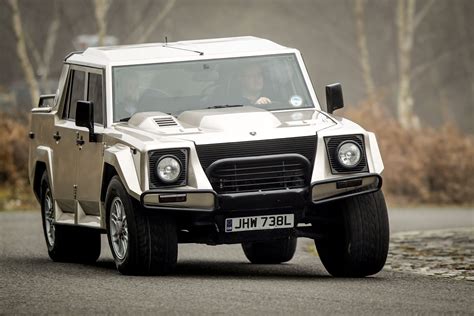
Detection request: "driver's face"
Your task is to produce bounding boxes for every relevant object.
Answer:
[241,65,264,93]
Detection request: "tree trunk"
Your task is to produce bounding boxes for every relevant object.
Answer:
[8,0,40,106]
[397,0,419,129]
[135,0,176,43]
[39,0,60,91]
[354,0,377,107]
[94,0,112,46]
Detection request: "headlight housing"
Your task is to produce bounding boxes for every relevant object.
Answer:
[156,155,182,183]
[337,141,362,168]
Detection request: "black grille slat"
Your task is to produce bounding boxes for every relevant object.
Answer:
[214,163,302,173]
[214,166,299,176]
[196,136,317,170]
[324,134,368,174]
[219,173,306,182]
[205,154,310,194]
[220,180,304,188]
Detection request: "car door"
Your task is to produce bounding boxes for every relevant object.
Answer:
[52,67,85,214]
[75,69,106,219]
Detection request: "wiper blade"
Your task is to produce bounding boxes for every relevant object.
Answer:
[207,104,244,109]
[119,117,131,122]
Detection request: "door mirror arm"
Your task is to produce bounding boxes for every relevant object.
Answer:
[75,100,97,142]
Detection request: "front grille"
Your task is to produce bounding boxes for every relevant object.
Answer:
[149,149,188,188]
[207,154,310,194]
[196,135,317,170]
[324,134,368,174]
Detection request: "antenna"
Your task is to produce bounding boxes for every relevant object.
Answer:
[165,36,168,45]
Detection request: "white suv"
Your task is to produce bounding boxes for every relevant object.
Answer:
[28,36,389,276]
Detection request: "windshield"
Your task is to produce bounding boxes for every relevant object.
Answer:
[112,54,313,122]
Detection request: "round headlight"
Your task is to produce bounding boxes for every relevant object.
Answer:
[156,155,182,183]
[337,141,362,168]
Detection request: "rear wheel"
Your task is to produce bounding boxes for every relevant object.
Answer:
[105,176,177,275]
[242,237,297,264]
[315,190,389,277]
[40,171,101,263]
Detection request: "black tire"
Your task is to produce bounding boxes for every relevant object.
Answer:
[315,190,389,277]
[242,237,297,264]
[40,171,101,263]
[105,176,177,275]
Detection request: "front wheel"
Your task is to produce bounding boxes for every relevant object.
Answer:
[105,176,177,275]
[315,190,389,277]
[242,237,297,264]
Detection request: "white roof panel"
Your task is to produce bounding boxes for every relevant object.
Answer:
[66,36,293,67]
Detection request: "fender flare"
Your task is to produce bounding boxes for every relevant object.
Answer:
[32,146,54,197]
[103,144,142,200]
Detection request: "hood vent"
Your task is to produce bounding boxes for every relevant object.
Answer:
[154,116,179,128]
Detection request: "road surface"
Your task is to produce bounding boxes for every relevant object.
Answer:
[0,209,472,314]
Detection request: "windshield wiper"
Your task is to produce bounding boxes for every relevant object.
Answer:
[119,116,131,122]
[207,104,244,109]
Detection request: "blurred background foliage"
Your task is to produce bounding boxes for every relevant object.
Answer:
[0,0,473,209]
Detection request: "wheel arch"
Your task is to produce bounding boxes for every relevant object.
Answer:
[31,146,54,203]
[103,145,142,201]
[33,161,47,202]
[100,163,118,203]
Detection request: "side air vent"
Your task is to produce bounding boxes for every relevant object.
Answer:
[154,117,179,127]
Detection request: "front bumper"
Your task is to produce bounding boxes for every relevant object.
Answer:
[140,173,382,212]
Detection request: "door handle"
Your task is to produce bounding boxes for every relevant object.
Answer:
[53,131,61,142]
[76,136,85,146]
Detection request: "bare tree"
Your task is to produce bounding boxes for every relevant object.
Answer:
[353,0,377,107]
[396,0,435,129]
[454,1,474,108]
[93,0,176,45]
[8,0,39,105]
[126,0,176,43]
[93,0,112,46]
[24,0,61,93]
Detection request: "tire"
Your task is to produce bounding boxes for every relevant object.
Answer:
[105,176,177,275]
[40,171,101,263]
[315,190,389,277]
[242,237,297,264]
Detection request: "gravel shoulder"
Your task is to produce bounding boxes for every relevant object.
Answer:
[385,228,473,281]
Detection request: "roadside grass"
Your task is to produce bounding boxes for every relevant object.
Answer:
[0,186,38,211]
[343,102,474,206]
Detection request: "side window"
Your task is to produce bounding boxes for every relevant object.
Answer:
[68,70,85,119]
[87,73,104,124]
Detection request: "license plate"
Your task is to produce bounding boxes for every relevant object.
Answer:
[225,214,294,233]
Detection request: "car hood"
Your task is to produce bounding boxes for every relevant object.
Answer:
[115,106,337,145]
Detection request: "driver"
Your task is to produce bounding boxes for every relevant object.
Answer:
[239,64,271,105]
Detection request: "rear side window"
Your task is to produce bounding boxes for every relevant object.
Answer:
[68,70,85,119]
[87,73,103,124]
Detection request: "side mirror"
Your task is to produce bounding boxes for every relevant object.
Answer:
[76,100,96,142]
[325,83,344,114]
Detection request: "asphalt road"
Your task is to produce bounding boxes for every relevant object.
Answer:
[0,209,473,315]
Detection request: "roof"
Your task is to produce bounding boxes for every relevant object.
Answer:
[66,36,294,67]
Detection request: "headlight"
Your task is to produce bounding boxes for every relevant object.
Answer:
[337,141,362,168]
[156,155,182,183]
